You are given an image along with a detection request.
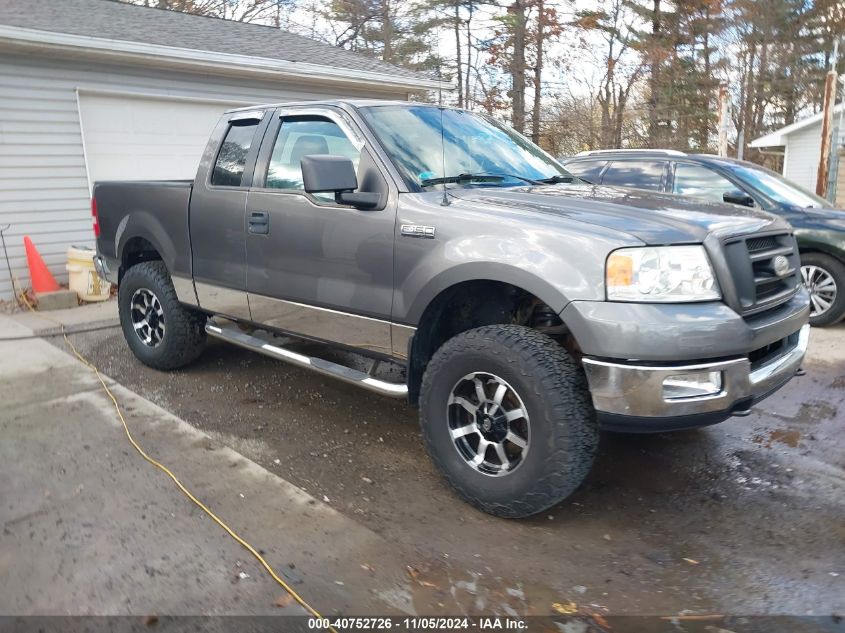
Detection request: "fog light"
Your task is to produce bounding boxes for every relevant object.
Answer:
[663,371,722,399]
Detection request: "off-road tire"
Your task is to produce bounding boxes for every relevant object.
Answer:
[419,325,598,518]
[800,252,845,327]
[118,261,206,370]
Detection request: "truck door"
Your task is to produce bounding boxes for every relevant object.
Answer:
[244,107,396,356]
[190,110,269,320]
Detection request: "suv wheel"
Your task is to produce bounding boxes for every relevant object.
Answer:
[119,261,207,369]
[419,325,598,518]
[800,252,845,327]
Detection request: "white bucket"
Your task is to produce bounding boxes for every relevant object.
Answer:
[66,246,111,302]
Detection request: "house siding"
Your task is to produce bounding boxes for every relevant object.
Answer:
[782,122,821,193]
[0,51,408,300]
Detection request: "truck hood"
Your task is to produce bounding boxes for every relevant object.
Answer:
[450,184,787,244]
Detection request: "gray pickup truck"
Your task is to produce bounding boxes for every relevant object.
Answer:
[94,100,810,518]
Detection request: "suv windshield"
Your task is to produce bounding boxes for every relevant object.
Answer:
[728,162,831,209]
[357,104,573,189]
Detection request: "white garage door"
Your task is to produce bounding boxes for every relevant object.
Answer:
[78,92,245,183]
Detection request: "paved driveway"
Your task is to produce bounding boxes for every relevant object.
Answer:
[53,321,845,618]
[0,320,438,619]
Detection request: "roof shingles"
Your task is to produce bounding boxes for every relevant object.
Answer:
[0,0,430,82]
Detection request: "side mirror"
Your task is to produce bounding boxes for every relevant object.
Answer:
[300,155,380,210]
[723,189,755,207]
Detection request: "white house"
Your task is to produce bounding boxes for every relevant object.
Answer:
[0,0,444,300]
[750,103,845,197]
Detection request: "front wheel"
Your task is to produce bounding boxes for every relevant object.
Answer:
[800,252,845,327]
[118,261,206,369]
[419,325,598,518]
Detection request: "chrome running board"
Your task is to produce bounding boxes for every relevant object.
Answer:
[205,322,408,399]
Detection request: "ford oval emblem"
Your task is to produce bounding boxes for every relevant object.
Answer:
[772,255,790,277]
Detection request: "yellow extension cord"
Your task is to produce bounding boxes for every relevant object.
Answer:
[20,293,336,631]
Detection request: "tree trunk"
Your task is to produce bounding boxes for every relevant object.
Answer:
[647,0,661,147]
[454,2,463,108]
[509,0,527,134]
[741,38,758,159]
[382,0,394,63]
[531,0,544,143]
[466,2,473,108]
[754,40,768,133]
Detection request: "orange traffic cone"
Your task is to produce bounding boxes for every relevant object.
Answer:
[24,236,60,293]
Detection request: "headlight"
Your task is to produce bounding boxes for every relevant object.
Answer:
[606,245,720,302]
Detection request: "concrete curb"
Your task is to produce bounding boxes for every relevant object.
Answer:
[2,298,119,338]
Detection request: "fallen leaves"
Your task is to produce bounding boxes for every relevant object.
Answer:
[552,601,578,615]
[274,594,293,608]
[589,612,610,628]
[406,565,439,589]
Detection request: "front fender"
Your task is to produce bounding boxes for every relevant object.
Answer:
[393,191,644,325]
[795,228,845,262]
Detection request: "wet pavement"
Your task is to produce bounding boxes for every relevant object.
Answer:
[51,323,845,618]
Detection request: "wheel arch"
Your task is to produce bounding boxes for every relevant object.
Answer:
[795,230,845,265]
[116,211,180,282]
[402,262,571,325]
[797,245,845,266]
[405,275,574,406]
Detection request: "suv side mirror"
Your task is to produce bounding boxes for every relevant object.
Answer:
[300,155,380,210]
[723,189,755,207]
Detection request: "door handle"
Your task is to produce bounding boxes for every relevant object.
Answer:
[248,211,269,235]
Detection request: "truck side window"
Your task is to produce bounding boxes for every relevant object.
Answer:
[602,160,665,191]
[211,120,259,187]
[266,117,360,196]
[673,164,739,203]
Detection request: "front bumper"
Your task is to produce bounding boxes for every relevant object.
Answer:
[582,324,809,432]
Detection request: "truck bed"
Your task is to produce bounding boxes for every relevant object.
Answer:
[94,180,194,282]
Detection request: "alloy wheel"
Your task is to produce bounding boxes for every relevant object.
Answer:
[130,287,166,348]
[447,372,530,476]
[801,264,837,318]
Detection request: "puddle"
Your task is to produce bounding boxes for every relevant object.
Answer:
[794,401,837,422]
[752,428,801,448]
[400,560,604,618]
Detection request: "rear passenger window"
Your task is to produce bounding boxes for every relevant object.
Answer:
[602,161,666,191]
[565,160,607,184]
[211,120,259,187]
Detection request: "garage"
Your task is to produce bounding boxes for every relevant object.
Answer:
[0,0,443,299]
[78,92,246,183]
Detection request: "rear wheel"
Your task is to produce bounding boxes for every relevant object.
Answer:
[800,252,845,327]
[119,261,206,369]
[419,325,598,518]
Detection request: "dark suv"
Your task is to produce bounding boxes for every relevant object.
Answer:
[562,150,845,326]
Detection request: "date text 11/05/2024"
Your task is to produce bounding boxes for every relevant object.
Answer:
[307,616,528,630]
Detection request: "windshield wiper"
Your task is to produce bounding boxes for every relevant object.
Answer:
[420,172,542,187]
[536,175,574,184]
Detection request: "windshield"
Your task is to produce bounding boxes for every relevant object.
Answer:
[729,162,831,209]
[357,104,573,189]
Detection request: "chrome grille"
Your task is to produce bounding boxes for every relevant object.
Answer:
[722,232,800,316]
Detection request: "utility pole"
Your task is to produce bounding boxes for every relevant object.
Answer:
[717,83,729,157]
[816,39,839,198]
